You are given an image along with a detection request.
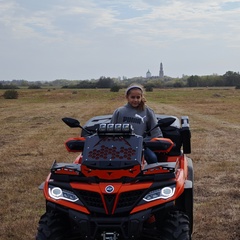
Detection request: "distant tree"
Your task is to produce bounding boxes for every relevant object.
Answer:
[201,75,223,87]
[0,84,19,89]
[223,71,240,86]
[75,80,96,88]
[187,75,201,87]
[28,85,41,89]
[214,76,225,86]
[153,79,164,88]
[96,77,114,88]
[173,80,184,88]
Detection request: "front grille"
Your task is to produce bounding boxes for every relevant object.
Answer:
[104,194,116,214]
[76,190,104,208]
[75,189,145,215]
[116,190,145,212]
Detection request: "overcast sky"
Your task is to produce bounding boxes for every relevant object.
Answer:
[1,0,240,81]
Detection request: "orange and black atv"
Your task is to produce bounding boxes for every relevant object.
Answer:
[36,114,193,240]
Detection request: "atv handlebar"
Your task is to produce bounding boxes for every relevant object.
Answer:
[62,116,190,154]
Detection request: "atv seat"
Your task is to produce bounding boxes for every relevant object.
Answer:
[161,126,182,156]
[155,115,182,156]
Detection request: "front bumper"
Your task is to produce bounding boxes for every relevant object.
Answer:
[47,201,174,240]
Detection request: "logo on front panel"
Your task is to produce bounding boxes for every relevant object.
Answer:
[105,185,114,193]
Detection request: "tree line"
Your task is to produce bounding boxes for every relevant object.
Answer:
[1,71,240,90]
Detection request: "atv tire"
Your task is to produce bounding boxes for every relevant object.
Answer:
[157,211,191,240]
[36,211,69,240]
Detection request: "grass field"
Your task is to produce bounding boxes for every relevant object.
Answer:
[0,87,239,240]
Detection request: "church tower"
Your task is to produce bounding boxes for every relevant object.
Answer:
[146,69,151,78]
[159,62,164,78]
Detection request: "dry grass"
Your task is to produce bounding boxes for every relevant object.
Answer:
[0,87,239,240]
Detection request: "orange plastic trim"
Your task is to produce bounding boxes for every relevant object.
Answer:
[150,137,174,153]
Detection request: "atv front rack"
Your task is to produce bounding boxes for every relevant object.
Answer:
[143,161,177,174]
[51,161,81,175]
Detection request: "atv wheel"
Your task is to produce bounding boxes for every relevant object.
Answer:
[157,211,191,240]
[36,211,69,240]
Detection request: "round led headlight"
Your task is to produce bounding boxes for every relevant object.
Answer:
[51,187,62,198]
[48,186,79,202]
[143,186,175,202]
[161,187,174,197]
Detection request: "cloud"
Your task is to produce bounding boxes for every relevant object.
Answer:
[1,0,239,44]
[0,0,240,80]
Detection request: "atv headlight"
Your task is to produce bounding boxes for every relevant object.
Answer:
[48,186,79,202]
[143,186,175,202]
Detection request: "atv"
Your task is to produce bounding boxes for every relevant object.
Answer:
[36,114,193,240]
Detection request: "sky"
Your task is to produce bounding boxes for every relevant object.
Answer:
[0,0,240,81]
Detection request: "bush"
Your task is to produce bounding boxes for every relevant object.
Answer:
[28,85,41,89]
[173,81,184,88]
[3,90,19,99]
[110,85,121,92]
[145,85,153,92]
[235,85,240,89]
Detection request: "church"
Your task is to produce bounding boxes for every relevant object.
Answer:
[146,62,164,79]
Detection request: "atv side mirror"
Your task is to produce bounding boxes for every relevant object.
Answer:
[157,117,176,128]
[62,117,93,135]
[62,118,81,128]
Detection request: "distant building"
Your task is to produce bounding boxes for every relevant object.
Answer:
[146,69,151,78]
[159,62,164,78]
[146,62,165,79]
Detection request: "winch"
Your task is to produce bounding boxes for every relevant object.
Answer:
[101,231,119,240]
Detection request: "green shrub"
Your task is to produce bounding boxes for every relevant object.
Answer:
[110,85,121,92]
[145,85,153,92]
[3,90,19,99]
[28,85,41,89]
